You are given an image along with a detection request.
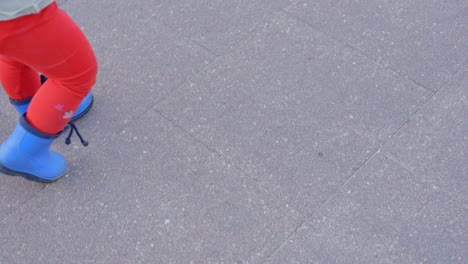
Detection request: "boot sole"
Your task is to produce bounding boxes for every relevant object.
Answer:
[71,94,94,122]
[0,163,64,183]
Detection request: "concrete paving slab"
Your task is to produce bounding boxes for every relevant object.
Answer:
[0,109,301,264]
[382,69,468,204]
[153,0,291,55]
[157,13,432,216]
[285,0,468,92]
[266,154,467,264]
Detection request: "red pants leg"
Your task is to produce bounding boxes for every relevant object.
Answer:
[0,56,41,101]
[0,2,98,134]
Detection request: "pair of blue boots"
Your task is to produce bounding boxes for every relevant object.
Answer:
[0,89,93,183]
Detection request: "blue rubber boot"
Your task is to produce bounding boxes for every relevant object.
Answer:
[10,93,94,122]
[0,115,66,183]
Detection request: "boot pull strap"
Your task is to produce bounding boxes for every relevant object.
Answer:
[65,122,89,146]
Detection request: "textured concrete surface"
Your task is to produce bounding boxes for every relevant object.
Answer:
[0,0,466,263]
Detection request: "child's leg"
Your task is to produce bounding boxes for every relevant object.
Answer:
[0,56,40,101]
[0,2,97,135]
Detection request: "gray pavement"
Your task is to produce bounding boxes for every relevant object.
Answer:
[0,0,467,263]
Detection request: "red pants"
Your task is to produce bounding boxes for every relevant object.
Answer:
[0,2,97,134]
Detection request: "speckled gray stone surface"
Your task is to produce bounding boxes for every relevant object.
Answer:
[0,0,466,263]
[285,0,468,92]
[156,13,432,216]
[150,0,292,55]
[265,154,467,264]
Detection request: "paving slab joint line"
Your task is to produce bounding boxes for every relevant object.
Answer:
[312,148,383,215]
[263,150,386,260]
[153,109,224,157]
[158,48,231,106]
[115,51,225,141]
[264,218,309,262]
[383,151,467,207]
[264,147,384,261]
[153,109,282,205]
[379,152,418,177]
[3,183,47,218]
[382,65,464,149]
[280,9,440,93]
[378,153,436,213]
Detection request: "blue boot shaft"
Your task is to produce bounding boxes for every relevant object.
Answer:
[9,97,30,115]
[0,116,66,183]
